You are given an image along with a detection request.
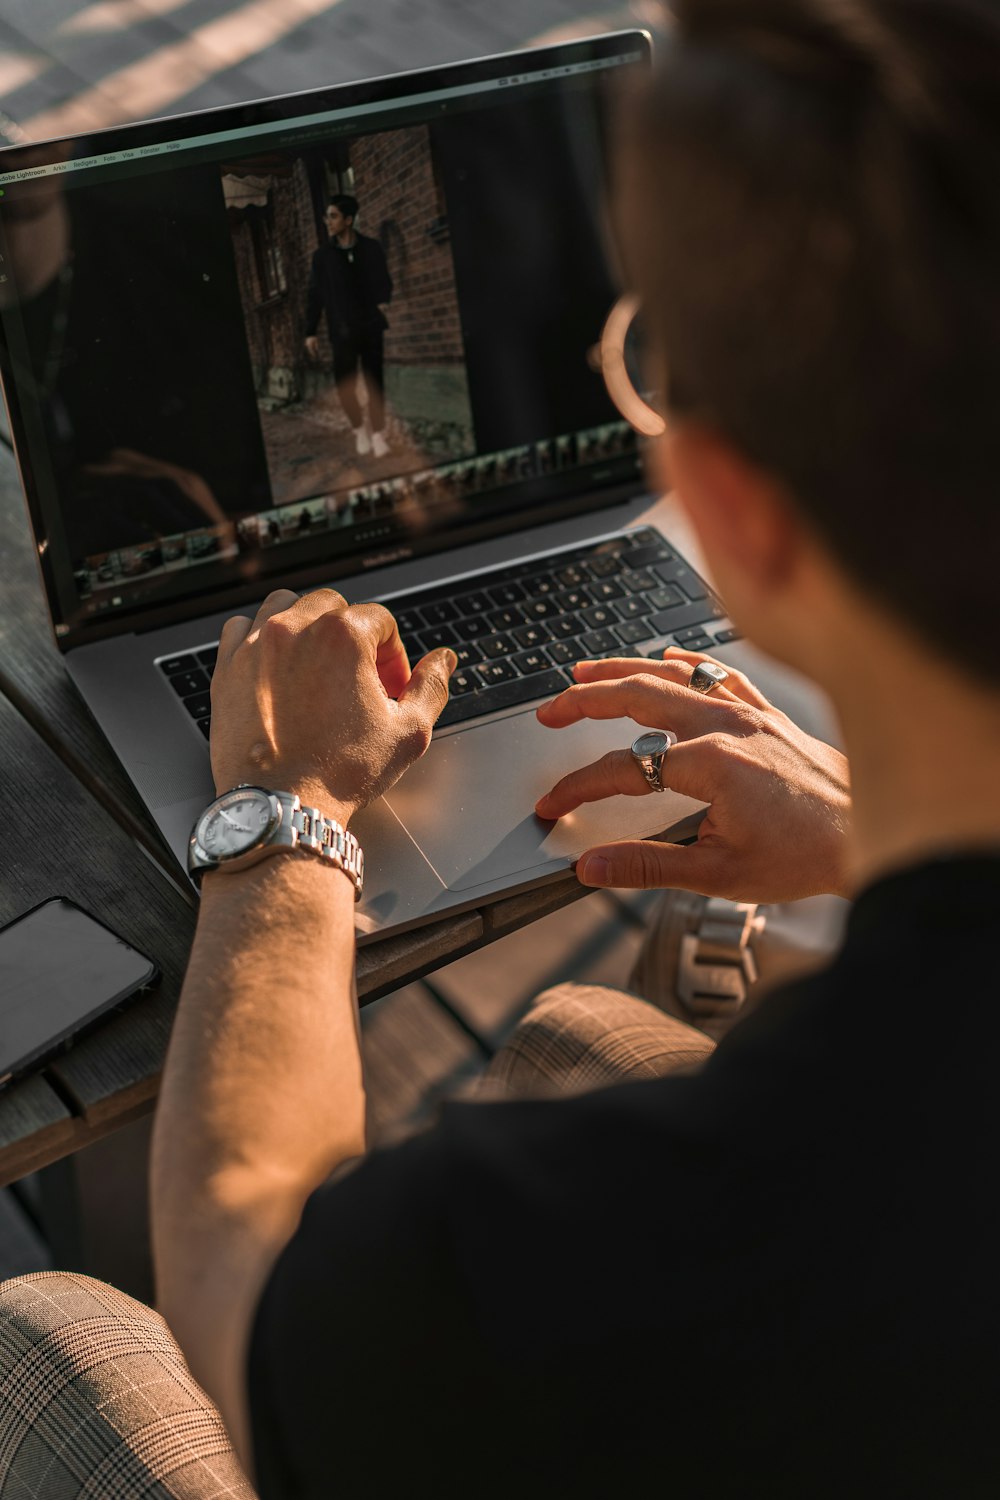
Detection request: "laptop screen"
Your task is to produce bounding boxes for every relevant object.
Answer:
[0,33,648,644]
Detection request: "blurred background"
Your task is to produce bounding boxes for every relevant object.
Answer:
[0,0,666,145]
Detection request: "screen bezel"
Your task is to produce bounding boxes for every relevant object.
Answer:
[0,29,651,653]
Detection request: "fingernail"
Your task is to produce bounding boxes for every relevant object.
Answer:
[443,648,458,671]
[579,854,611,886]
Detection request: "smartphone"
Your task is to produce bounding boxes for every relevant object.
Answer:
[0,898,158,1088]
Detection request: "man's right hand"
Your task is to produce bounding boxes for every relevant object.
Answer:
[534,650,852,904]
[304,335,320,361]
[209,589,455,826]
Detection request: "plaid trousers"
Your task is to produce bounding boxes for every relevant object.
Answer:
[0,978,715,1497]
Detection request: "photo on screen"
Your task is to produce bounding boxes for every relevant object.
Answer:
[222,124,477,509]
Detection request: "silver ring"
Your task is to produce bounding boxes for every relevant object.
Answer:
[689,662,729,695]
[630,729,677,793]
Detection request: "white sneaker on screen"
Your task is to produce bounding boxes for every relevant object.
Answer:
[355,427,372,457]
[372,431,390,459]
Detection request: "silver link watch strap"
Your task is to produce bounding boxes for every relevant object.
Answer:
[280,795,364,899]
[677,898,765,1016]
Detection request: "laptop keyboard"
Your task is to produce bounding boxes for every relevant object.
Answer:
[156,528,740,740]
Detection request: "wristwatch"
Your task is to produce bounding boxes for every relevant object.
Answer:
[630,729,678,793]
[188,785,364,898]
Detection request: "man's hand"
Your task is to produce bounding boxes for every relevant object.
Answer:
[535,650,851,903]
[210,588,455,822]
[304,335,320,361]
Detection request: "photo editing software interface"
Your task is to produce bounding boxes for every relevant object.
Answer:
[0,44,645,632]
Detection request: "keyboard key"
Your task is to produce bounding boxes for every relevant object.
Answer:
[488,581,526,606]
[714,627,743,644]
[554,587,590,612]
[618,595,653,619]
[511,649,551,675]
[675,627,716,648]
[614,621,653,646]
[513,623,547,649]
[196,646,218,670]
[480,633,516,659]
[590,579,625,602]
[649,601,726,636]
[418,624,459,651]
[452,643,481,669]
[581,603,620,630]
[168,669,210,698]
[457,591,491,616]
[556,563,590,587]
[550,613,583,640]
[589,554,624,578]
[421,600,458,626]
[488,605,524,632]
[437,667,567,728]
[626,541,674,567]
[394,608,424,636]
[454,614,489,641]
[449,669,478,696]
[579,628,618,655]
[655,560,713,601]
[184,691,212,719]
[475,658,519,687]
[523,598,560,621]
[546,640,579,665]
[197,717,211,739]
[528,572,559,596]
[677,572,710,602]
[160,654,197,676]
[620,568,657,593]
[648,584,685,611]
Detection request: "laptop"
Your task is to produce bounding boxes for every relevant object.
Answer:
[0,32,835,942]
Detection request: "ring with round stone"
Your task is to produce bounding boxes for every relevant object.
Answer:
[689,662,730,695]
[630,729,678,793]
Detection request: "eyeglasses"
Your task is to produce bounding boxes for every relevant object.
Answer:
[595,294,668,439]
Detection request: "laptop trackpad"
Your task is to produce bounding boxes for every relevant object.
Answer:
[384,709,704,892]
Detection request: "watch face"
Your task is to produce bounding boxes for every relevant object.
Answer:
[196,788,276,861]
[632,731,670,758]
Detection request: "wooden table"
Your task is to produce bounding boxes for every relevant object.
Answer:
[0,437,597,1186]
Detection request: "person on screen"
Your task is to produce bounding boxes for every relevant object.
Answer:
[303,194,393,460]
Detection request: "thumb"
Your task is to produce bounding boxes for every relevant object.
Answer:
[398,647,456,726]
[576,837,725,893]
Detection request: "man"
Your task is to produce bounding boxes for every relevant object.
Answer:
[2,1,999,1494]
[303,193,393,459]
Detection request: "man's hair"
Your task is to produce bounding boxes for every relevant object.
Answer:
[626,0,1000,679]
[328,193,359,222]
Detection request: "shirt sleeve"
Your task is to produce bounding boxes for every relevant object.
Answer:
[246,1125,487,1499]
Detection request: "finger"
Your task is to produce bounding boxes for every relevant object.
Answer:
[536,675,714,739]
[536,738,714,819]
[572,654,739,703]
[345,601,411,699]
[397,648,457,727]
[575,837,726,893]
[659,647,772,710]
[535,748,649,819]
[217,612,252,667]
[246,589,302,641]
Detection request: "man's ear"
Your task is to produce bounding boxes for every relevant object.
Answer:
[665,424,802,609]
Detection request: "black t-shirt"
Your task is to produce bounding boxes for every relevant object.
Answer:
[248,858,1000,1497]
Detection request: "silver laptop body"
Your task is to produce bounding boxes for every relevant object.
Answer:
[0,34,835,942]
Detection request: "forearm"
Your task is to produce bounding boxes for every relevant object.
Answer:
[150,851,362,1447]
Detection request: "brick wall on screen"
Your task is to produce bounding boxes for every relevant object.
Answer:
[350,124,464,367]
